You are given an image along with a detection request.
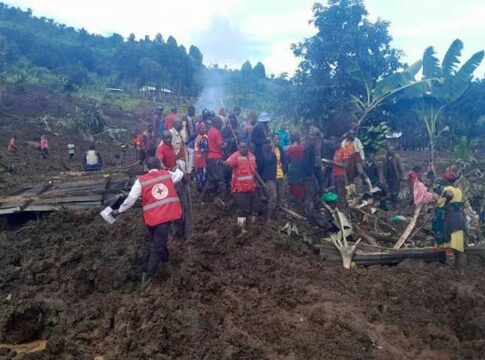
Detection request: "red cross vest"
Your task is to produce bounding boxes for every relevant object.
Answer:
[231,152,257,192]
[139,170,182,226]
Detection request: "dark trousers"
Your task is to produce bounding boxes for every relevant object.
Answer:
[194,167,207,192]
[322,165,333,189]
[204,159,226,197]
[146,222,171,275]
[334,175,347,209]
[303,176,317,210]
[233,191,259,217]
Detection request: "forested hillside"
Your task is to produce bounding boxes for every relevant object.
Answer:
[0,2,290,109]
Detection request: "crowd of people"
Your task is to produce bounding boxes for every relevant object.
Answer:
[5,105,469,286]
[110,105,470,286]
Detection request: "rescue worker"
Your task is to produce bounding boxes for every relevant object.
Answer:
[273,134,288,207]
[225,142,258,233]
[202,116,226,204]
[330,146,349,209]
[8,136,17,153]
[251,112,271,173]
[286,134,305,203]
[156,131,177,170]
[432,170,465,265]
[193,122,209,192]
[111,157,183,287]
[341,130,372,191]
[83,144,103,171]
[40,135,49,159]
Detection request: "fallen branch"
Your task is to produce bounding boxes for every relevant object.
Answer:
[393,204,423,249]
[280,206,306,220]
[350,206,398,233]
[354,224,378,246]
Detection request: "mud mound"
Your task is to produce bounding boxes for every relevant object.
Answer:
[0,205,484,359]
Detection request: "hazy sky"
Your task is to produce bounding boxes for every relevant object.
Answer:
[4,0,485,77]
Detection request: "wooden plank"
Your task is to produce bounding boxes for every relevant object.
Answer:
[322,249,446,266]
[0,207,22,215]
[33,195,103,204]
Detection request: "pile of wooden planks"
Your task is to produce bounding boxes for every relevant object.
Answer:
[0,172,130,215]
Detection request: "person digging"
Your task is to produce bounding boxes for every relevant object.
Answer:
[111,157,184,288]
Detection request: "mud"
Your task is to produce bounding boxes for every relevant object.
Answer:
[0,204,483,359]
[0,85,484,359]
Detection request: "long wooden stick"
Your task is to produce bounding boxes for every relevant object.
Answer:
[354,224,379,246]
[393,204,423,249]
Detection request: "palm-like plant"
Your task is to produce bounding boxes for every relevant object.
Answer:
[350,60,424,130]
[418,39,484,174]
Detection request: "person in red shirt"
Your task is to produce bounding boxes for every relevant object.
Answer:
[203,116,227,202]
[286,134,306,201]
[225,142,258,232]
[164,107,178,130]
[156,131,177,170]
[331,147,349,208]
[8,136,17,153]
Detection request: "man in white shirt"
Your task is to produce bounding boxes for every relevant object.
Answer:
[83,144,102,171]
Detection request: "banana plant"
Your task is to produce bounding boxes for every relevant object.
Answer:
[349,60,428,133]
[417,39,484,175]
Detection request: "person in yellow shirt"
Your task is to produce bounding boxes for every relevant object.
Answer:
[273,134,288,207]
[433,170,465,265]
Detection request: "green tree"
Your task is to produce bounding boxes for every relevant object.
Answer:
[253,62,266,78]
[292,0,402,130]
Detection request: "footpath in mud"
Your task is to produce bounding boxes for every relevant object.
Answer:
[0,204,484,360]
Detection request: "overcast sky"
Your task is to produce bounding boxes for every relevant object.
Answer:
[4,0,485,77]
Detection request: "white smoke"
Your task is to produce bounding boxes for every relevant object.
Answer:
[194,69,226,113]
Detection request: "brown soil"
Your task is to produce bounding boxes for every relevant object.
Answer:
[0,205,484,359]
[0,85,484,359]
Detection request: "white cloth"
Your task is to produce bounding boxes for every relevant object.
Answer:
[118,168,183,213]
[341,138,365,160]
[85,150,99,165]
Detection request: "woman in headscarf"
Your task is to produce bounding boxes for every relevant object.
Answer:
[432,170,465,264]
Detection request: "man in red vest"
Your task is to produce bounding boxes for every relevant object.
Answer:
[225,142,258,233]
[111,157,183,288]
